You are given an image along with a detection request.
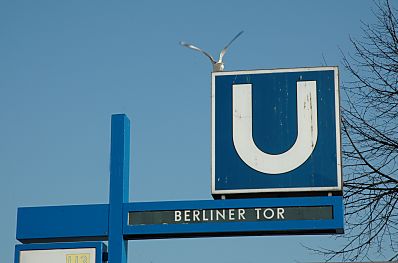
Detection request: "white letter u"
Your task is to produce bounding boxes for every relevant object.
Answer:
[232,81,318,174]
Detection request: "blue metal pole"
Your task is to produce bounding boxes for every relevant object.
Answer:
[108,114,130,263]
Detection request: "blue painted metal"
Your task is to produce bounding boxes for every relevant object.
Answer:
[123,196,344,238]
[15,242,106,263]
[15,197,344,242]
[108,114,130,263]
[212,68,341,195]
[14,113,345,263]
[16,204,109,243]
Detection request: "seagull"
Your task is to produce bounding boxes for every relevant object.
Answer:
[180,31,244,72]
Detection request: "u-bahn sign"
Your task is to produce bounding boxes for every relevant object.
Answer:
[211,67,342,196]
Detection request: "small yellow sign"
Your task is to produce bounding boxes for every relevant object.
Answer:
[66,253,90,263]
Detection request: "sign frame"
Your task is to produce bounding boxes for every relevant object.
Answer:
[211,67,342,196]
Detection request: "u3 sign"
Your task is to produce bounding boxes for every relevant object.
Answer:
[211,67,342,196]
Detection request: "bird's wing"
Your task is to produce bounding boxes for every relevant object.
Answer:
[179,41,216,64]
[219,31,244,62]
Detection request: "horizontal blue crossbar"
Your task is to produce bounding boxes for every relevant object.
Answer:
[16,204,109,243]
[16,196,343,243]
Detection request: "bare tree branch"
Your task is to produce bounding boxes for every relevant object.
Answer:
[309,0,398,261]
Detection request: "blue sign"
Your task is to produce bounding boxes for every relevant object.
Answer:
[212,67,342,195]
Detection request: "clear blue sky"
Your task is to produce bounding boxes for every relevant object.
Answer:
[0,1,389,262]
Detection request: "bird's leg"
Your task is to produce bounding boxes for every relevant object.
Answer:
[213,62,224,72]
